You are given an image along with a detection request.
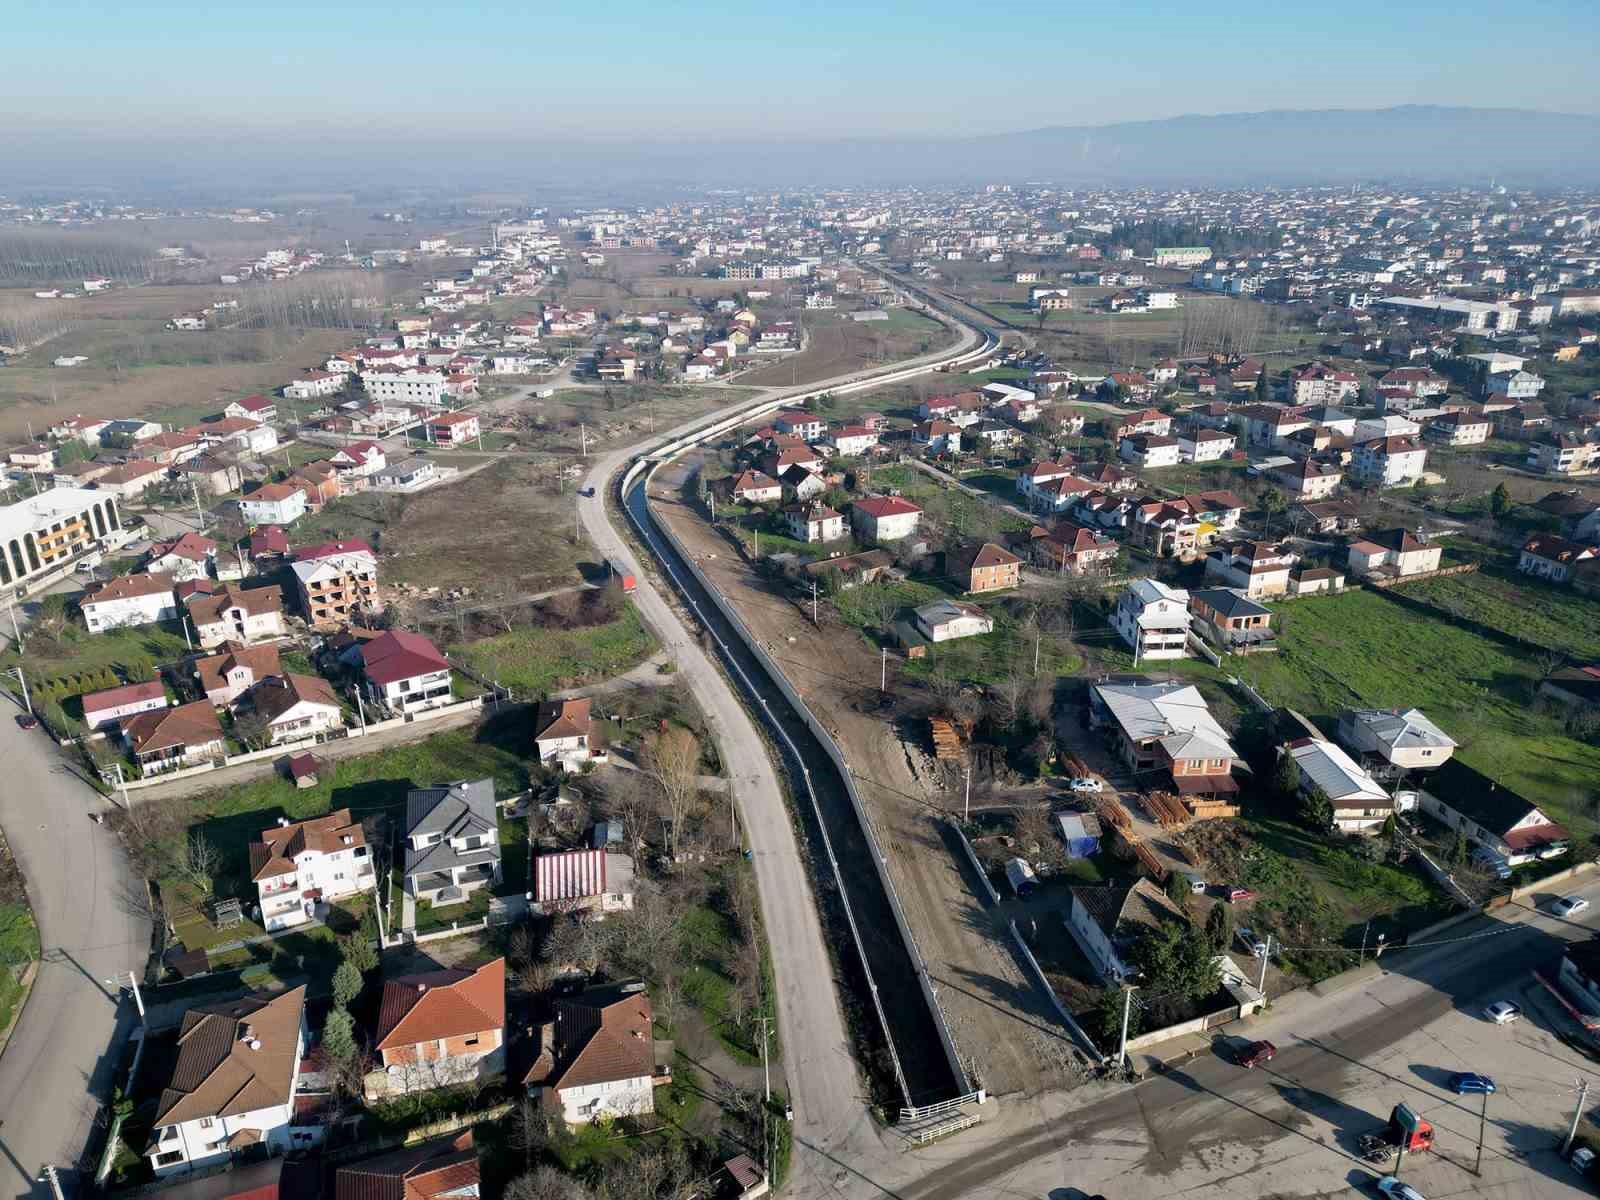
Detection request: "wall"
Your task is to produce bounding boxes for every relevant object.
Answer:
[1123,1004,1238,1053]
[1006,918,1106,1064]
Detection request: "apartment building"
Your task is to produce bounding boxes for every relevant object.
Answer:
[250,810,376,932]
[291,540,380,627]
[1111,579,1191,661]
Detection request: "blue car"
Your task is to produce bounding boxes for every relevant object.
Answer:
[1449,1072,1496,1095]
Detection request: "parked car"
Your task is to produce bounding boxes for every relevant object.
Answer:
[1572,1146,1595,1174]
[1375,1177,1426,1200]
[1483,1001,1521,1025]
[1549,896,1590,918]
[1448,1072,1497,1095]
[13,712,37,731]
[1069,777,1104,794]
[1471,847,1512,880]
[579,486,595,497]
[1226,886,1257,904]
[1236,1039,1276,1069]
[1236,927,1268,958]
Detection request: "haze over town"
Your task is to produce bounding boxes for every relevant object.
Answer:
[1,7,1600,1200]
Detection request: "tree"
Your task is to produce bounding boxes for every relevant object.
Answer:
[1258,486,1287,537]
[179,834,221,897]
[1298,782,1334,832]
[1095,986,1138,1044]
[232,709,275,752]
[1205,901,1233,952]
[322,1006,356,1064]
[644,725,703,862]
[1271,751,1301,802]
[331,960,363,1008]
[506,1168,592,1200]
[340,932,378,976]
[1165,871,1192,913]
[1255,370,1271,403]
[1448,829,1470,866]
[1133,924,1223,1022]
[1488,482,1513,521]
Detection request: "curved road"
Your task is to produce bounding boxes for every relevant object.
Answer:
[578,309,985,1189]
[0,712,144,1200]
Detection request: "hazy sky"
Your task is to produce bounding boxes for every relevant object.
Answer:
[8,0,1598,139]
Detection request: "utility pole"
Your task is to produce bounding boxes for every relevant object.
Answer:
[1117,985,1134,1069]
[111,761,129,807]
[1564,1079,1589,1157]
[190,478,206,531]
[12,666,31,715]
[760,1016,772,1184]
[811,579,818,626]
[1359,919,1371,966]
[6,601,22,653]
[881,646,887,692]
[40,1165,64,1200]
[1257,934,1272,999]
[1474,1088,1489,1175]
[127,969,145,1023]
[963,763,972,822]
[355,688,367,734]
[579,423,589,457]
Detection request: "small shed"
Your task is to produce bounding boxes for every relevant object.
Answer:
[1004,857,1039,898]
[592,819,625,848]
[1054,811,1103,860]
[285,752,322,789]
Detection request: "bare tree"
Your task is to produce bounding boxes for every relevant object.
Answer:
[507,1167,593,1200]
[643,726,702,862]
[179,834,221,897]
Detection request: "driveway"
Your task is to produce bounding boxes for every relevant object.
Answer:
[0,708,145,1199]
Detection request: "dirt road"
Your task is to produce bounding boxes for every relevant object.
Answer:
[648,459,1083,1099]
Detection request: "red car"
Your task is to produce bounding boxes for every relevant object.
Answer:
[1226,886,1257,903]
[1238,1039,1277,1069]
[13,712,37,731]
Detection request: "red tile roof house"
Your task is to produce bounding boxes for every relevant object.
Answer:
[427,410,480,446]
[81,679,168,731]
[946,542,1022,593]
[333,1131,479,1200]
[356,629,453,713]
[370,959,506,1096]
[850,495,923,542]
[122,699,224,774]
[728,469,782,505]
[250,809,376,932]
[194,643,281,707]
[523,982,665,1125]
[533,698,595,772]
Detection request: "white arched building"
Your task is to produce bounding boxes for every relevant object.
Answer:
[0,487,122,596]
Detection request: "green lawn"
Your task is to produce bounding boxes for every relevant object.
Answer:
[448,607,657,697]
[0,622,191,689]
[414,889,490,932]
[1397,568,1600,661]
[497,815,528,895]
[1233,589,1600,829]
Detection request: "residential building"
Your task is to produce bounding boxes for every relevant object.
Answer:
[291,540,380,627]
[1294,499,1363,535]
[187,585,287,648]
[199,417,279,456]
[144,987,310,1175]
[224,395,278,424]
[1290,363,1360,405]
[912,420,962,454]
[404,779,501,903]
[531,848,636,916]
[1203,541,1298,599]
[1415,758,1568,866]
[94,459,166,499]
[329,440,387,478]
[194,643,281,707]
[372,457,439,492]
[428,411,480,446]
[238,674,344,745]
[1114,409,1173,439]
[1336,707,1457,778]
[1111,579,1191,661]
[1270,457,1343,501]
[913,599,994,642]
[1425,410,1491,447]
[728,470,782,505]
[173,456,244,498]
[147,532,217,583]
[1519,533,1598,584]
[1031,522,1119,574]
[783,502,845,543]
[333,1133,479,1200]
[533,697,594,771]
[373,959,506,1093]
[362,368,446,408]
[122,699,225,773]
[1346,529,1442,579]
[358,629,453,713]
[81,679,168,731]
[772,409,825,441]
[1089,680,1238,795]
[850,495,922,542]
[946,541,1021,593]
[525,983,662,1125]
[1527,436,1599,477]
[250,810,376,932]
[1177,428,1236,462]
[1350,436,1428,488]
[237,483,307,527]
[1064,878,1187,983]
[282,371,346,402]
[1119,433,1182,469]
[1188,587,1274,654]
[82,573,177,632]
[1286,738,1392,833]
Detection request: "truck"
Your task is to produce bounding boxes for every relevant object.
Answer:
[1358,1104,1435,1164]
[611,562,637,594]
[1004,857,1039,898]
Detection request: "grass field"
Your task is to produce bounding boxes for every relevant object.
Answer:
[1398,568,1600,661]
[448,607,657,697]
[734,310,954,388]
[1233,588,1600,828]
[0,622,191,688]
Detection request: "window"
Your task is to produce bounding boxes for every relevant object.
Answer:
[464,1034,480,1047]
[198,1118,214,1129]
[156,1151,185,1167]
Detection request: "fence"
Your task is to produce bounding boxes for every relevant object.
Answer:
[1006,918,1106,1065]
[947,819,1001,906]
[115,697,485,792]
[1362,562,1478,590]
[1122,1003,1239,1053]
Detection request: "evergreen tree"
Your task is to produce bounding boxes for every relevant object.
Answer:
[1205,902,1233,952]
[1272,751,1301,801]
[340,932,379,976]
[1488,482,1512,521]
[331,960,363,1009]
[322,1006,356,1063]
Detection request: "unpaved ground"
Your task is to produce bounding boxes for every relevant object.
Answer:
[648,460,1082,1099]
[736,312,956,388]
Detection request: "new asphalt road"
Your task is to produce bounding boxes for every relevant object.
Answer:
[0,706,144,1200]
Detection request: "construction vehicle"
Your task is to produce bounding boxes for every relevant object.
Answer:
[1358,1104,1435,1164]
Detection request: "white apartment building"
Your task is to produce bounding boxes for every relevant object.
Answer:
[1111,579,1191,661]
[362,369,446,408]
[81,573,177,632]
[1350,437,1428,488]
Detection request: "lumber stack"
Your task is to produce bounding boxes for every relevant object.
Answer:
[1187,799,1240,820]
[929,717,964,762]
[1144,791,1191,829]
[1097,797,1133,832]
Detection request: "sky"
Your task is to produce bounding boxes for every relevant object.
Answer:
[7,0,1598,141]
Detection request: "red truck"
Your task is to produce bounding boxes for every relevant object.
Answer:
[612,562,637,594]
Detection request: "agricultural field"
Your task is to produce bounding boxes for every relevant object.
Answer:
[734,309,954,387]
[1231,587,1600,829]
[1398,567,1600,660]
